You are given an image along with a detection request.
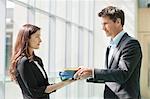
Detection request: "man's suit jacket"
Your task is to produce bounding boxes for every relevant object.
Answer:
[88,33,142,99]
[16,55,52,99]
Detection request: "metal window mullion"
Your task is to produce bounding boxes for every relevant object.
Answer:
[88,0,95,98]
[77,1,80,98]
[48,0,56,79]
[49,0,56,99]
[88,0,94,68]
[77,1,85,98]
[27,0,35,24]
[9,0,92,33]
[64,22,72,68]
[65,1,72,99]
[65,0,72,68]
[0,0,6,99]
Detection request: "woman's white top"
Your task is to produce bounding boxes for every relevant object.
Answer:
[34,61,46,78]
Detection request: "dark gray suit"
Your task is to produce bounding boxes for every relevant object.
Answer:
[88,33,142,99]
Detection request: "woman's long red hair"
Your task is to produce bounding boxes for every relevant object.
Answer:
[8,24,40,81]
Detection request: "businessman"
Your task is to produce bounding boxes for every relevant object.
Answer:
[74,6,142,99]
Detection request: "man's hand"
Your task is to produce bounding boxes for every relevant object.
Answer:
[74,66,92,80]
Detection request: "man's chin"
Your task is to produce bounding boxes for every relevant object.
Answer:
[106,34,110,37]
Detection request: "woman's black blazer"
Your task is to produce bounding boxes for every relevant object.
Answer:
[16,56,52,99]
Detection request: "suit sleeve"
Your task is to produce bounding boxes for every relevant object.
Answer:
[94,39,142,84]
[17,59,48,97]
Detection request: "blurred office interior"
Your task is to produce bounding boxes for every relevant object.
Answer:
[0,0,150,99]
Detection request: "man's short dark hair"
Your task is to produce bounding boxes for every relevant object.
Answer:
[98,6,125,26]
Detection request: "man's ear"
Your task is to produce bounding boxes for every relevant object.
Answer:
[116,18,121,24]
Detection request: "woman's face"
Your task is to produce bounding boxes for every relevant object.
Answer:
[28,30,42,49]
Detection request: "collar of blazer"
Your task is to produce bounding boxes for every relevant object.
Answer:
[108,33,131,68]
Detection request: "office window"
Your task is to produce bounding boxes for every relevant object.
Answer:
[5,0,28,99]
[55,20,66,69]
[4,0,95,99]
[139,0,150,8]
[72,0,79,24]
[5,1,27,79]
[1,0,138,99]
[17,0,27,3]
[35,12,50,73]
[36,0,50,12]
[71,26,79,66]
[56,0,66,19]
[0,0,6,99]
[5,1,13,77]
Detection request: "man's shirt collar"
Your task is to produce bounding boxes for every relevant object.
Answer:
[109,30,125,48]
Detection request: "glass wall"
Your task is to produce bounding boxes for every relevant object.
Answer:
[0,0,6,98]
[3,0,95,99]
[0,0,137,99]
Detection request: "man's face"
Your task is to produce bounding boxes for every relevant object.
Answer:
[101,16,120,38]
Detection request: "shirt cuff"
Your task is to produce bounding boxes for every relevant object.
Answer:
[92,68,95,78]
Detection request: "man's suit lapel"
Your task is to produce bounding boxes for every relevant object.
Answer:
[105,46,110,68]
[107,33,128,69]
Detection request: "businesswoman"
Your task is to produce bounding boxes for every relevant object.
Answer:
[8,24,74,99]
